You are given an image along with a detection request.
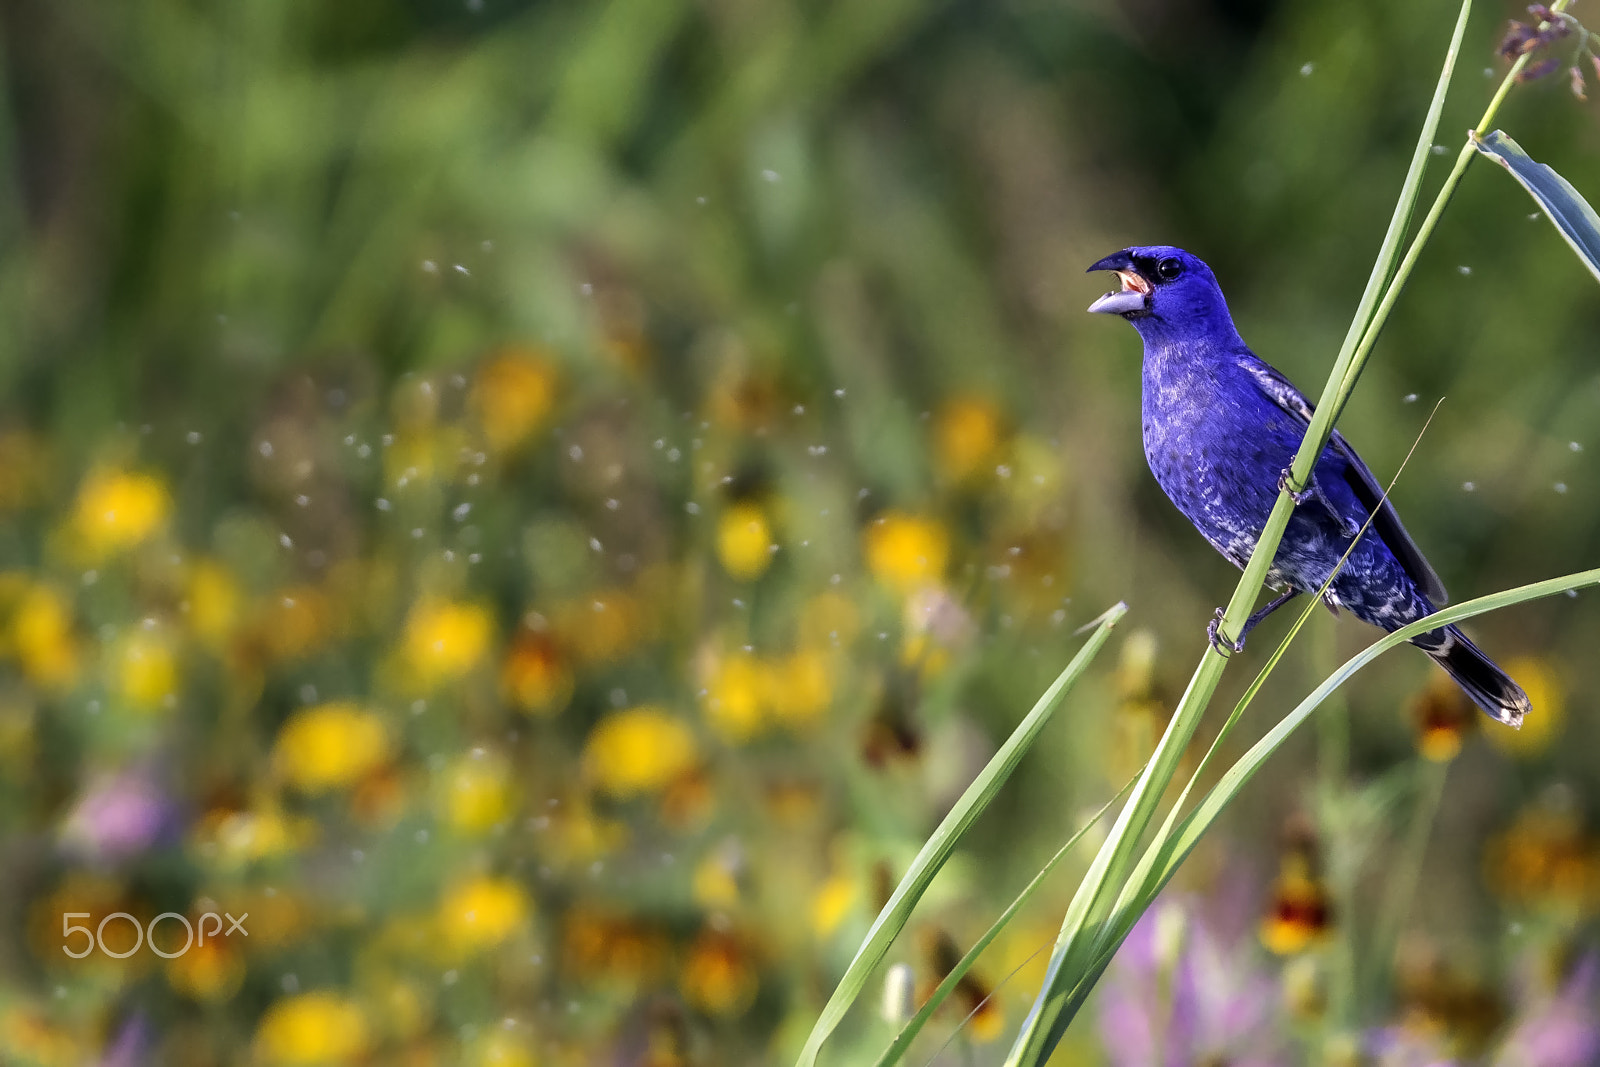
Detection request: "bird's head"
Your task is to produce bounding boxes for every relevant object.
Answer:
[1086,246,1237,344]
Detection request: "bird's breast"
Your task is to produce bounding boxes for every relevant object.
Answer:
[1139,358,1283,546]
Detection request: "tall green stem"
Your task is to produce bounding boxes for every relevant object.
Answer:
[1363,758,1450,1005]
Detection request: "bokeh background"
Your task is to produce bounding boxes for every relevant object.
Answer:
[0,0,1598,1063]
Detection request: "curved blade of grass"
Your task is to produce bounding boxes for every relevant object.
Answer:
[1157,567,1600,887]
[1048,567,1600,1029]
[1473,129,1600,283]
[869,773,1140,1067]
[793,601,1128,1067]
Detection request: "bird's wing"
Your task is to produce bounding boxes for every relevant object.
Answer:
[1240,358,1449,605]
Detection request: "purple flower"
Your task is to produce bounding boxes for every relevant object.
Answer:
[1098,895,1285,1067]
[1367,1025,1462,1067]
[99,1013,150,1067]
[1495,954,1600,1067]
[61,769,175,863]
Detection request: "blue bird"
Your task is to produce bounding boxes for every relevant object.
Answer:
[1088,245,1530,727]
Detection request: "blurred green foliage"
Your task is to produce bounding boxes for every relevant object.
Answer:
[0,0,1598,1063]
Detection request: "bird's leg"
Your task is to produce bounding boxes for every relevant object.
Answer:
[1277,468,1313,507]
[1206,590,1300,655]
[1206,609,1237,656]
[1278,468,1361,537]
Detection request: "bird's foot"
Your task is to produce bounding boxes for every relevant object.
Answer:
[1277,468,1313,506]
[1206,608,1246,656]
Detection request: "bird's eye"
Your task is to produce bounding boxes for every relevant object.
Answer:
[1156,257,1184,281]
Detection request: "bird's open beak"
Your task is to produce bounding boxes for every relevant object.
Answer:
[1086,251,1151,316]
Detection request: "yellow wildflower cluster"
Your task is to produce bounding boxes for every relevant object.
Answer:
[934,395,1007,483]
[438,876,530,954]
[1484,797,1600,916]
[439,751,513,833]
[716,501,777,581]
[274,703,390,793]
[699,647,834,741]
[472,347,559,453]
[70,469,171,559]
[403,598,494,687]
[254,992,370,1065]
[864,512,950,594]
[583,706,699,797]
[8,306,1580,1067]
[0,579,79,688]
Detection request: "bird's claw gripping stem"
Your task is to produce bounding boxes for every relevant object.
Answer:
[1206,608,1245,656]
[1278,468,1313,506]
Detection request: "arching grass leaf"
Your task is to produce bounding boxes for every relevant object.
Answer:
[1474,129,1600,284]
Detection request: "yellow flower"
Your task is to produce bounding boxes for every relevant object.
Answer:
[274,702,390,793]
[0,1006,81,1066]
[255,992,370,1065]
[404,599,493,686]
[439,877,529,954]
[71,469,170,557]
[1489,656,1564,756]
[679,928,757,1017]
[934,396,1004,482]
[167,936,245,1002]
[502,631,574,716]
[584,707,697,797]
[692,845,743,910]
[473,348,558,453]
[864,513,950,594]
[1411,674,1476,762]
[770,650,833,728]
[440,753,512,835]
[1260,855,1333,955]
[185,560,241,651]
[716,502,775,582]
[810,873,856,938]
[701,653,769,742]
[112,626,179,710]
[11,584,77,688]
[1484,799,1600,914]
[467,1032,538,1067]
[198,803,309,866]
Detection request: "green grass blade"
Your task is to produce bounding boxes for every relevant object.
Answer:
[1153,566,1600,905]
[1228,0,1473,631]
[870,773,1140,1067]
[1053,568,1600,1033]
[1473,129,1600,284]
[793,601,1128,1067]
[1331,0,1474,364]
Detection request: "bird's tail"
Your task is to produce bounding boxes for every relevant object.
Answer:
[1412,625,1530,728]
